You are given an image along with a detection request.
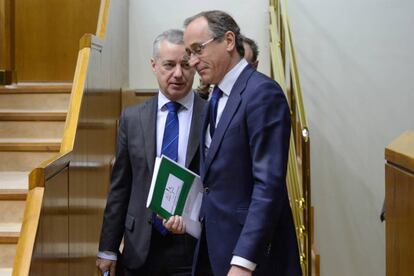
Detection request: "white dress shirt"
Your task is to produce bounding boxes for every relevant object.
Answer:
[204,58,257,272]
[157,90,194,166]
[98,91,194,261]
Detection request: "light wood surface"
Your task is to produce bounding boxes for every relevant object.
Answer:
[12,0,127,274]
[385,130,414,173]
[14,0,100,82]
[385,131,414,276]
[11,187,44,276]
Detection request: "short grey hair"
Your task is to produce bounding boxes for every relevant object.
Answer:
[241,35,259,63]
[152,29,184,59]
[184,10,245,57]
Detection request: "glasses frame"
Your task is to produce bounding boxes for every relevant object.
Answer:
[186,37,216,57]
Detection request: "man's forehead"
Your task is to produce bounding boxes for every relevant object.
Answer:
[184,17,210,42]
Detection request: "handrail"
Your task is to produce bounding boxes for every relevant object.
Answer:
[12,0,111,274]
[12,188,44,276]
[269,0,316,275]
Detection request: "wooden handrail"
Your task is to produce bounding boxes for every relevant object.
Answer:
[12,188,44,276]
[96,0,110,40]
[12,0,113,274]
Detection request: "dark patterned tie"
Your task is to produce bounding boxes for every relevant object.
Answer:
[152,101,181,235]
[209,86,223,137]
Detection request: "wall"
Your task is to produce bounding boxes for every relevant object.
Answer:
[288,0,414,275]
[129,0,270,89]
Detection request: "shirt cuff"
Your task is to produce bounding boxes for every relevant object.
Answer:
[230,256,257,271]
[97,251,118,261]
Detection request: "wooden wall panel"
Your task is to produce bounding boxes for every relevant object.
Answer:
[31,168,69,276]
[15,0,100,82]
[385,164,414,276]
[0,0,14,70]
[122,88,157,109]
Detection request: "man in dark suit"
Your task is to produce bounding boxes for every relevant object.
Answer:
[96,29,205,276]
[182,11,301,276]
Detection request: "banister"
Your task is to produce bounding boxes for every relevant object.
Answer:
[12,0,113,274]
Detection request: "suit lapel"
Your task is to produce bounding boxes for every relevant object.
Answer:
[185,94,205,168]
[204,65,255,176]
[140,96,158,176]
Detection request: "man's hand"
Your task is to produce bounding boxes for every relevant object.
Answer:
[96,258,116,276]
[162,215,186,234]
[227,265,252,276]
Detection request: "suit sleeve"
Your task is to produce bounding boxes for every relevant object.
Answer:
[232,81,292,262]
[98,108,133,253]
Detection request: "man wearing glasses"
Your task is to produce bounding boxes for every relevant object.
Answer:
[181,10,301,276]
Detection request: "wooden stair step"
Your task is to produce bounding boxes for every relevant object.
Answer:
[0,244,16,268]
[0,110,67,121]
[0,151,56,171]
[0,268,12,276]
[0,200,25,224]
[0,138,60,152]
[0,121,65,139]
[0,223,21,244]
[0,94,70,110]
[0,83,72,94]
[0,172,28,200]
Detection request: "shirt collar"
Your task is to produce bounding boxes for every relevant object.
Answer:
[158,90,194,111]
[217,58,249,96]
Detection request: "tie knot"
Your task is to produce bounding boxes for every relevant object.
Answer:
[211,86,223,101]
[165,101,181,113]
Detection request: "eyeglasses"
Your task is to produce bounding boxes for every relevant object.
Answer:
[185,37,216,57]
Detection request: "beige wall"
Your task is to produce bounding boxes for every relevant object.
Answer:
[128,0,270,89]
[289,0,414,275]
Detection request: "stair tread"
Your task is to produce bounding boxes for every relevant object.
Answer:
[0,172,28,190]
[0,109,67,113]
[0,83,72,94]
[0,268,12,276]
[0,223,21,234]
[0,138,61,143]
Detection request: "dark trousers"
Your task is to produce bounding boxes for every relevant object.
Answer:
[118,229,197,276]
[193,227,214,276]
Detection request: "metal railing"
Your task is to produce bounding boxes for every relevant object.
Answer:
[269,0,315,275]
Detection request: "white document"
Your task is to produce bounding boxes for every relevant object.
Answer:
[161,174,184,214]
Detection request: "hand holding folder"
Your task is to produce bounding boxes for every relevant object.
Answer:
[146,155,203,238]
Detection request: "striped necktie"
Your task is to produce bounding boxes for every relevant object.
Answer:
[152,101,181,235]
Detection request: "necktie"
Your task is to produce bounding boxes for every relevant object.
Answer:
[209,86,223,137]
[153,101,181,236]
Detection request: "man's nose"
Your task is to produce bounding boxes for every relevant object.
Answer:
[188,54,200,67]
[173,65,183,78]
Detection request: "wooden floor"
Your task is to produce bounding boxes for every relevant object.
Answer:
[0,83,71,275]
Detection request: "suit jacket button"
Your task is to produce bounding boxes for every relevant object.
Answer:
[204,187,210,194]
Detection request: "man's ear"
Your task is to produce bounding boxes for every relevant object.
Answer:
[150,58,157,73]
[224,31,236,52]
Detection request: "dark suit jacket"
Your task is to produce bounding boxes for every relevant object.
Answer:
[99,93,205,270]
[198,64,301,276]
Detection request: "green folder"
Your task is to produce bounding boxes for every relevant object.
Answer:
[146,155,202,238]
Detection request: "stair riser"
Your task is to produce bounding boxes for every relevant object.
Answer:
[0,200,25,224]
[0,244,16,268]
[0,94,70,110]
[0,152,56,171]
[0,122,65,139]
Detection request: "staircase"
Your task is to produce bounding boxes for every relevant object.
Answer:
[0,83,71,275]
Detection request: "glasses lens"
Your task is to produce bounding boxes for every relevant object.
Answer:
[190,44,202,55]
